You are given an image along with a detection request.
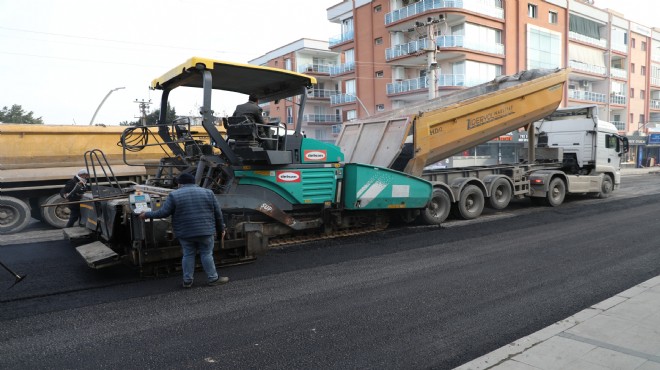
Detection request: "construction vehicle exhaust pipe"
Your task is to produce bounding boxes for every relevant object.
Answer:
[0,259,26,289]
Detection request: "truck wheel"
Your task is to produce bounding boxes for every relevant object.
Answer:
[488,178,512,210]
[546,177,566,207]
[598,175,613,199]
[420,188,451,225]
[0,196,31,234]
[40,194,70,228]
[454,185,484,220]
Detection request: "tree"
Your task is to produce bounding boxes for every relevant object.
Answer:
[0,104,44,124]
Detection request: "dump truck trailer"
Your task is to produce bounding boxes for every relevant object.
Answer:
[336,71,628,223]
[0,123,208,234]
[70,59,621,275]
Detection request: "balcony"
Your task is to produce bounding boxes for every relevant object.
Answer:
[297,64,333,74]
[330,94,357,105]
[611,121,626,131]
[436,35,504,55]
[610,67,627,79]
[329,62,355,76]
[612,43,627,54]
[387,77,428,95]
[307,89,339,99]
[437,74,464,86]
[651,100,660,110]
[610,94,626,105]
[386,38,433,60]
[568,61,606,76]
[568,89,606,103]
[652,77,660,86]
[329,30,354,47]
[385,0,504,25]
[568,32,607,48]
[303,114,341,123]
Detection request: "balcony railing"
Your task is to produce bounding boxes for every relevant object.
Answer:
[436,35,504,55]
[303,114,342,123]
[329,62,355,76]
[386,38,432,60]
[297,64,333,74]
[568,60,606,76]
[610,67,627,79]
[307,89,340,99]
[437,74,465,86]
[568,31,607,48]
[330,94,357,105]
[653,53,660,63]
[385,0,503,25]
[612,43,627,54]
[611,121,626,131]
[329,30,354,47]
[568,89,606,103]
[387,77,428,95]
[610,94,626,105]
[651,77,660,86]
[651,100,660,110]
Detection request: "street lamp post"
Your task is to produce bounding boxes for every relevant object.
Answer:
[89,87,125,125]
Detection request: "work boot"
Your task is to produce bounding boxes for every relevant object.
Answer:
[182,280,193,288]
[208,276,229,286]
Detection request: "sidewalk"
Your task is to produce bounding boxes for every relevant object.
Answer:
[456,276,660,370]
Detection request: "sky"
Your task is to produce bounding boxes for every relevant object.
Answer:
[0,0,657,125]
[0,0,340,125]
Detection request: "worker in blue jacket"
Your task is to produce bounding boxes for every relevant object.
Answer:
[139,172,228,288]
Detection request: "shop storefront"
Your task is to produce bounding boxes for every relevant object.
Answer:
[625,133,647,168]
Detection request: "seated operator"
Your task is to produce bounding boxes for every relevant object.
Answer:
[232,94,265,124]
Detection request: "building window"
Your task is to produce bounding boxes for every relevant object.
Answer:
[528,4,538,19]
[526,25,561,69]
[548,11,558,24]
[346,110,357,121]
[630,88,634,98]
[631,38,636,48]
[376,104,385,112]
[642,65,646,76]
[375,37,383,45]
[640,114,645,124]
[631,63,635,73]
[641,90,646,99]
[630,113,634,124]
[332,124,342,134]
[375,70,384,78]
[642,41,647,51]
[374,4,382,12]
[285,59,292,71]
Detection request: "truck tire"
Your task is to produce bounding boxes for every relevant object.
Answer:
[488,178,512,210]
[0,196,31,234]
[546,177,566,207]
[598,175,613,199]
[40,194,70,229]
[453,185,484,220]
[420,188,451,225]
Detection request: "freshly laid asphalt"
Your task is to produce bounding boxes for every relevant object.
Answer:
[457,167,660,370]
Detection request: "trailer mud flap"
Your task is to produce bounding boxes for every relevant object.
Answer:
[76,241,120,269]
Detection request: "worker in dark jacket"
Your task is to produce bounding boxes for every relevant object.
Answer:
[60,169,90,227]
[232,94,264,123]
[139,173,228,288]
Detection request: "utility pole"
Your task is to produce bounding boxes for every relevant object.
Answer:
[417,17,441,100]
[134,99,151,126]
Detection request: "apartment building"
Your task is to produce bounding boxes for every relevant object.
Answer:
[251,0,660,167]
[249,39,342,144]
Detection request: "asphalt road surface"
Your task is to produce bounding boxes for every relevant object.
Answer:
[1,173,660,369]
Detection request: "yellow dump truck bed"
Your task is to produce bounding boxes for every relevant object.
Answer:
[336,68,569,176]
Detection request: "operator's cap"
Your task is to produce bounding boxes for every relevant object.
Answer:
[177,173,195,184]
[78,169,89,176]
